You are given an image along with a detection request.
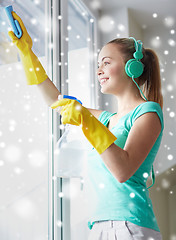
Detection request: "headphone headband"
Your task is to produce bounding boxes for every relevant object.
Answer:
[125,37,148,101]
[129,37,143,59]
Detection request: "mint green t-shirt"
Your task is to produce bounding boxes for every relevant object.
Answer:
[86,101,164,232]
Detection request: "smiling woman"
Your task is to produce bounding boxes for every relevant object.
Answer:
[85,37,164,240]
[87,3,175,238]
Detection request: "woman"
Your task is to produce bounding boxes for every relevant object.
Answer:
[9,11,164,240]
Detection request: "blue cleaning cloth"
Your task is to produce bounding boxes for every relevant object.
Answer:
[0,5,22,40]
[5,5,22,38]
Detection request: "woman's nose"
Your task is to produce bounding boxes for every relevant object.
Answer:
[96,66,104,75]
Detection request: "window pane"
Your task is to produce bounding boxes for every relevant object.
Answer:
[0,0,45,65]
[0,1,48,239]
[68,0,93,107]
[68,2,94,238]
[55,1,96,239]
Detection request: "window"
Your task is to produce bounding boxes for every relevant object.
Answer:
[48,0,98,239]
[0,1,48,240]
[0,0,97,239]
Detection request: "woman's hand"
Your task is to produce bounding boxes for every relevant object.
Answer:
[51,98,83,126]
[8,11,48,85]
[8,12,33,56]
[51,98,117,154]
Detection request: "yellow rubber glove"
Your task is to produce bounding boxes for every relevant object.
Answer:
[51,99,117,155]
[8,11,48,85]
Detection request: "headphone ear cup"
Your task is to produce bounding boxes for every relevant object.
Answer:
[125,59,144,78]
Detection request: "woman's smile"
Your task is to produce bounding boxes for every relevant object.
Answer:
[99,78,109,86]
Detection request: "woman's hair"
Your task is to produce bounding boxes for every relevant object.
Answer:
[106,38,163,109]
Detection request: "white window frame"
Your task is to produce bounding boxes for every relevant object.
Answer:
[46,0,98,239]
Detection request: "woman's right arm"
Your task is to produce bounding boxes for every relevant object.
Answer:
[37,77,61,107]
[87,108,103,119]
[9,12,102,117]
[8,12,61,107]
[38,77,103,119]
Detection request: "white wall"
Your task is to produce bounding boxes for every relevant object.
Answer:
[128,9,143,41]
[99,7,129,46]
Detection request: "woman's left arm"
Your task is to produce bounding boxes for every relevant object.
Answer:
[100,112,162,183]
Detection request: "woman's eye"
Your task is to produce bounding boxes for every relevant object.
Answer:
[97,62,109,68]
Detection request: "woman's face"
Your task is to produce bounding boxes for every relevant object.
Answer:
[97,43,129,95]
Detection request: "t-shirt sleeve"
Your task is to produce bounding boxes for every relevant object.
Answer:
[131,102,164,132]
[98,111,112,126]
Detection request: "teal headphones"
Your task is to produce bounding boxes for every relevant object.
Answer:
[125,37,148,101]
